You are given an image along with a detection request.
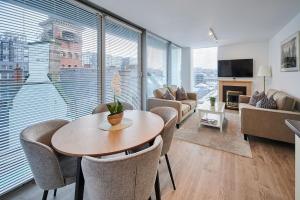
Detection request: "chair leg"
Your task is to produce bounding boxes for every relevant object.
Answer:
[54,189,57,197]
[42,190,48,200]
[154,171,161,200]
[165,154,176,190]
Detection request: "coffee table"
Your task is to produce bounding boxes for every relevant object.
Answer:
[197,102,225,132]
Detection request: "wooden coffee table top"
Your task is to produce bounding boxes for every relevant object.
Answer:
[51,110,164,157]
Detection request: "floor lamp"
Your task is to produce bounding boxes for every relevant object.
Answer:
[257,66,272,92]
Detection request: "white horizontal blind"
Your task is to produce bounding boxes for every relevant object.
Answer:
[146,33,168,97]
[171,44,182,86]
[0,0,100,195]
[105,18,141,109]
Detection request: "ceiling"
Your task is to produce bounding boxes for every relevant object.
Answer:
[89,0,300,48]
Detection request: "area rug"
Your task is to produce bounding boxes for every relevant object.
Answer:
[175,110,253,158]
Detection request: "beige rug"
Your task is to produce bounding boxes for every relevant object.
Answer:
[175,110,253,158]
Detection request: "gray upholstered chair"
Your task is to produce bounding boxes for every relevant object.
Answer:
[20,119,77,200]
[81,135,163,200]
[150,106,178,190]
[92,102,134,114]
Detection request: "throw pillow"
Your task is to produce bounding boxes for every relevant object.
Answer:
[249,91,265,106]
[162,89,176,100]
[256,95,277,109]
[176,87,188,100]
[167,85,178,97]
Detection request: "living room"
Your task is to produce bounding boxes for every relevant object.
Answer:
[1,0,300,200]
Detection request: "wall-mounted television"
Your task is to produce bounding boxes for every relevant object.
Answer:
[218,59,253,77]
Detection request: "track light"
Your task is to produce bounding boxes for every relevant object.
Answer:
[208,28,218,42]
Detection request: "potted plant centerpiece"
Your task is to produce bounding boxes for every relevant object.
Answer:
[106,72,124,126]
[209,96,216,107]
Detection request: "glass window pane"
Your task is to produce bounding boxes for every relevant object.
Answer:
[0,0,100,194]
[146,34,168,97]
[192,47,218,103]
[171,45,182,86]
[105,18,141,109]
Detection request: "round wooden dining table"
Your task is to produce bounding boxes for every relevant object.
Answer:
[51,110,164,200]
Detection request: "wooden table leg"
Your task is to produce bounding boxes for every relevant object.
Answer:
[155,171,161,200]
[75,157,84,200]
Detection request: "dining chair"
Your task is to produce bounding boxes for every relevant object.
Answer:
[81,135,163,200]
[20,119,77,200]
[150,106,178,190]
[92,102,134,114]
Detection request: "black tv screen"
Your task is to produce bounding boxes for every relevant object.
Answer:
[218,59,253,77]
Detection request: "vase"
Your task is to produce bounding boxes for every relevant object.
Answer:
[107,112,124,126]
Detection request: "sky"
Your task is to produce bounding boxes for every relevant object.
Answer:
[193,47,218,69]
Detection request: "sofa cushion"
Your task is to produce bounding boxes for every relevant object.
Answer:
[161,89,176,100]
[273,91,295,111]
[153,88,169,99]
[266,89,278,98]
[249,91,265,106]
[256,95,277,109]
[181,100,197,109]
[176,87,188,100]
[181,104,190,116]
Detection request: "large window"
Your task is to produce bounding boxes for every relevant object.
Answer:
[105,18,141,109]
[0,0,100,194]
[192,47,218,103]
[146,34,168,97]
[170,44,182,86]
[0,0,182,196]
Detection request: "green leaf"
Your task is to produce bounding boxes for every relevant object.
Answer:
[106,104,114,114]
[118,100,124,113]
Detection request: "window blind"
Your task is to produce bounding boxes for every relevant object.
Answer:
[0,0,100,195]
[146,33,168,97]
[171,44,182,86]
[104,17,142,109]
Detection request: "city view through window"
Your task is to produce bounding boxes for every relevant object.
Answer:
[0,1,141,195]
[0,1,181,195]
[192,47,218,104]
[0,1,100,194]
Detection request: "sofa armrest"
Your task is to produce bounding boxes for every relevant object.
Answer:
[240,107,300,143]
[239,95,251,104]
[187,92,197,101]
[147,98,182,122]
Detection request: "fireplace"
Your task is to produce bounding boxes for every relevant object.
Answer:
[219,80,253,109]
[222,86,246,109]
[222,86,247,102]
[226,90,243,109]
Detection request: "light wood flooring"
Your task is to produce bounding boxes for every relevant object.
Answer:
[2,136,294,200]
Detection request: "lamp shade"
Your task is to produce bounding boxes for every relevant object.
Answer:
[257,66,272,77]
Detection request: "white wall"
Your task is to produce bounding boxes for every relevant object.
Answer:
[181,47,192,91]
[269,12,300,98]
[269,12,300,200]
[218,42,269,92]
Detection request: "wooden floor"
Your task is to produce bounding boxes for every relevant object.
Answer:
[2,136,294,200]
